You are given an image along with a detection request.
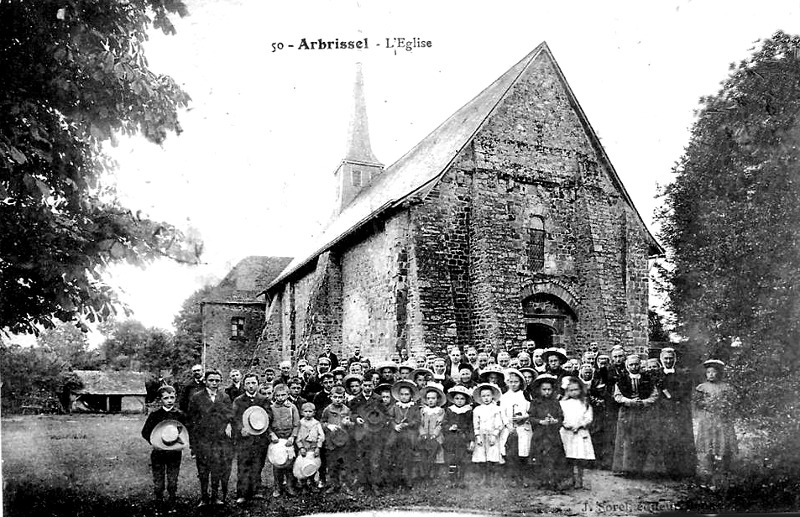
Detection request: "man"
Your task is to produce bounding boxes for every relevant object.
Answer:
[476,352,490,375]
[263,368,276,384]
[179,364,205,413]
[312,372,335,420]
[272,360,292,387]
[231,373,269,504]
[186,369,234,507]
[612,355,658,476]
[465,347,479,370]
[399,348,410,363]
[318,343,339,371]
[655,347,696,478]
[302,357,331,399]
[444,346,465,381]
[225,369,243,402]
[347,346,364,368]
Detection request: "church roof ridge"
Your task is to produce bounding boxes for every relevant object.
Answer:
[265,42,661,292]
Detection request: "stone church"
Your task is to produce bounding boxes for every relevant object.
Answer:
[205,42,662,372]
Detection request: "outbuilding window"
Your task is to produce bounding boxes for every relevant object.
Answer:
[231,317,245,338]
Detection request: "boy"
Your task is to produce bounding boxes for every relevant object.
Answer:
[312,372,335,419]
[232,373,269,504]
[351,377,386,493]
[321,386,353,493]
[141,385,187,513]
[287,377,308,413]
[268,384,300,497]
[295,402,325,491]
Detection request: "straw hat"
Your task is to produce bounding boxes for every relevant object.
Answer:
[376,360,399,373]
[242,406,270,436]
[327,425,350,448]
[530,373,559,392]
[419,384,446,407]
[267,438,296,467]
[542,347,568,364]
[342,374,363,395]
[390,380,418,401]
[410,367,434,381]
[504,368,527,388]
[293,453,321,480]
[149,419,189,451]
[703,359,725,370]
[519,367,537,379]
[472,382,501,403]
[478,363,504,383]
[446,385,473,405]
[398,361,416,372]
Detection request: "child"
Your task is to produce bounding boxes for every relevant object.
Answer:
[500,368,532,487]
[560,376,595,489]
[295,402,325,491]
[443,386,474,488]
[386,380,420,489]
[418,385,446,481]
[471,383,504,485]
[529,374,570,490]
[321,386,353,494]
[141,385,187,513]
[268,384,300,497]
[352,378,388,494]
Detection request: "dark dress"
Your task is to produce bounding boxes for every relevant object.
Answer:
[442,406,473,471]
[528,395,569,487]
[588,371,615,468]
[611,373,658,474]
[654,369,696,477]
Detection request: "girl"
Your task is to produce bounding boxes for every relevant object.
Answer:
[418,385,446,481]
[529,374,570,490]
[386,380,421,489]
[500,368,532,487]
[471,383,504,484]
[443,386,474,488]
[694,359,738,483]
[560,376,595,489]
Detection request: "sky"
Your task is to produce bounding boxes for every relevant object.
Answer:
[98,0,800,332]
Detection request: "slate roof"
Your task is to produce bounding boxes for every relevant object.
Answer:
[266,42,662,292]
[72,370,148,395]
[206,256,292,303]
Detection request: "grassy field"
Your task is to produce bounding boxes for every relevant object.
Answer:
[3,414,686,517]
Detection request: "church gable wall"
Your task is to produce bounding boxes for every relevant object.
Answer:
[463,55,650,356]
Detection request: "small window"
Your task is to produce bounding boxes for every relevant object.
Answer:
[526,216,545,271]
[352,170,362,187]
[231,317,245,338]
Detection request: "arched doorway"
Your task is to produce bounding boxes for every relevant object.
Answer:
[526,323,554,348]
[522,292,577,350]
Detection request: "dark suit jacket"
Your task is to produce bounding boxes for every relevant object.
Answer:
[319,352,339,370]
[225,383,243,402]
[178,379,205,413]
[231,393,269,443]
[187,389,233,446]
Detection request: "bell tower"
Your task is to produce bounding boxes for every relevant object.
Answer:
[333,63,384,214]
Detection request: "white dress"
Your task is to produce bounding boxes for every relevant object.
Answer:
[472,403,504,463]
[499,389,532,457]
[559,398,595,460]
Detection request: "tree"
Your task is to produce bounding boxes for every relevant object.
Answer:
[0,0,200,335]
[657,30,800,411]
[171,284,212,376]
[37,321,102,369]
[647,309,670,343]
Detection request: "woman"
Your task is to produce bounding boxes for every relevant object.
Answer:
[694,359,738,481]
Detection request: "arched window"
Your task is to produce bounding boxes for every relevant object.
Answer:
[526,216,545,271]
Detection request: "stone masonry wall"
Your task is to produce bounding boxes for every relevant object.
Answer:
[202,302,266,375]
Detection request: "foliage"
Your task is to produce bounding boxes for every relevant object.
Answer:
[647,309,670,342]
[171,284,212,377]
[659,31,800,512]
[99,319,177,373]
[0,0,200,335]
[656,30,800,407]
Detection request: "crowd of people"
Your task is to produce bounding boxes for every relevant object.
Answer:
[140,342,739,513]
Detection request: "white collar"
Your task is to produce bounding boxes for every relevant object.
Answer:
[421,405,441,414]
[628,373,641,380]
[448,404,471,414]
[395,401,414,409]
[662,368,675,374]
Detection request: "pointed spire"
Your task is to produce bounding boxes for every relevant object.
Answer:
[345,63,381,165]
